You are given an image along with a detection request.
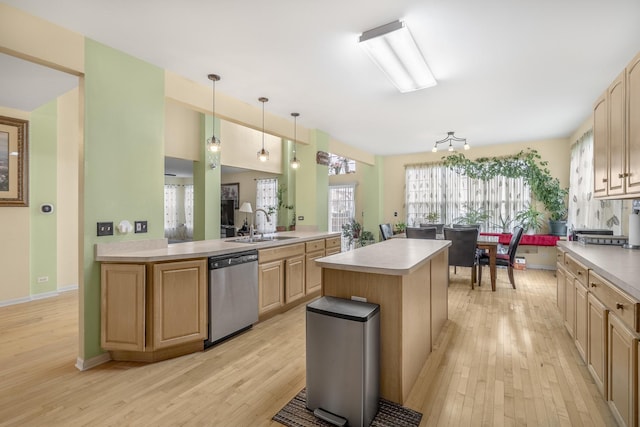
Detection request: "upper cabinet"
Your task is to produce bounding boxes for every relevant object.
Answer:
[594,51,640,198]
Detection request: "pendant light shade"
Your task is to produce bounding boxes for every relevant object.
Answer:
[257,97,269,162]
[206,74,221,169]
[290,112,300,169]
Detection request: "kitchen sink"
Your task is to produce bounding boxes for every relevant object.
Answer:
[226,235,299,244]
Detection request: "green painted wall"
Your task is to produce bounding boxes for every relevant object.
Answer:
[279,139,296,228]
[30,100,58,294]
[362,155,384,241]
[82,39,165,360]
[295,130,329,230]
[193,113,220,240]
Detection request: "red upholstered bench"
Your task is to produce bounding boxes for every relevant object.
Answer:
[480,232,560,246]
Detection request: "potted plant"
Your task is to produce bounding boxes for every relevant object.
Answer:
[342,218,362,248]
[357,230,375,247]
[453,203,490,228]
[394,222,407,234]
[515,203,545,234]
[276,184,295,231]
[443,148,569,236]
[492,214,514,233]
[424,212,439,223]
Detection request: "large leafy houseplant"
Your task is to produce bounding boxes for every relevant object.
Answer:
[342,218,362,247]
[514,203,545,233]
[443,149,568,233]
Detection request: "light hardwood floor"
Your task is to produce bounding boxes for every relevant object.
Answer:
[0,268,617,426]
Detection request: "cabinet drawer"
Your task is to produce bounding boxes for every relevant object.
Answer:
[305,239,325,252]
[259,243,305,264]
[325,236,341,249]
[589,270,640,333]
[564,254,588,286]
[556,247,565,264]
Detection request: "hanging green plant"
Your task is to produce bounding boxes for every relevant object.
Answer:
[442,148,568,221]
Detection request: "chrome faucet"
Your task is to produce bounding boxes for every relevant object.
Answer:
[251,209,271,238]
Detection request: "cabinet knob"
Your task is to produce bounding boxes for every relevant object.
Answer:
[619,173,624,178]
[616,302,624,310]
[603,178,608,182]
[590,282,597,288]
[577,270,582,275]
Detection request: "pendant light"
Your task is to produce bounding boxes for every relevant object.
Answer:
[206,74,221,169]
[257,97,269,162]
[290,112,300,169]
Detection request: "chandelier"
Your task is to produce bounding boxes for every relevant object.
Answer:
[432,131,469,153]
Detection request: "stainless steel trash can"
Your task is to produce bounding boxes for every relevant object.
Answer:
[306,296,380,427]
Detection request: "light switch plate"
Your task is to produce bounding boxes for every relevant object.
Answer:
[97,222,113,236]
[135,221,148,233]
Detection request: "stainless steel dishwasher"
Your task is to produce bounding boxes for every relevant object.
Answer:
[205,249,259,348]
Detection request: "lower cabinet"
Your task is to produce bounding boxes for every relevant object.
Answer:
[564,272,576,339]
[608,313,638,427]
[587,292,608,399]
[305,249,325,294]
[285,254,306,303]
[575,280,589,362]
[258,260,284,315]
[557,262,566,318]
[100,259,208,360]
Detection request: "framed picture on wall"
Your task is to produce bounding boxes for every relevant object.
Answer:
[221,182,239,209]
[0,116,29,207]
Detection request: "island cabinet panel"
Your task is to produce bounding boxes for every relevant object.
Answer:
[608,313,638,427]
[588,292,608,399]
[430,249,448,348]
[150,259,207,350]
[305,249,325,294]
[101,264,146,351]
[258,260,284,315]
[285,254,305,304]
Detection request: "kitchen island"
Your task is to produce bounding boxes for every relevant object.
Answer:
[315,238,451,405]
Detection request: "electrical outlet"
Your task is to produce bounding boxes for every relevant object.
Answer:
[97,222,113,236]
[135,221,148,233]
[37,276,49,283]
[298,216,304,221]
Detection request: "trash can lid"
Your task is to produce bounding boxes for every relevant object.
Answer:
[306,296,380,322]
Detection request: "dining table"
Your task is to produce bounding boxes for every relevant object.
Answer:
[476,235,499,291]
[394,232,501,291]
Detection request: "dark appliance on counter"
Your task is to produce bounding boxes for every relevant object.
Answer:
[571,228,613,241]
[205,250,259,348]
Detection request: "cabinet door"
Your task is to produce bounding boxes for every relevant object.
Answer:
[325,247,341,256]
[285,254,306,304]
[101,264,146,351]
[608,313,638,427]
[593,93,609,197]
[151,259,207,350]
[627,52,640,195]
[259,260,284,315]
[557,264,566,316]
[564,273,576,338]
[588,293,608,399]
[608,71,626,196]
[305,249,325,294]
[575,281,588,362]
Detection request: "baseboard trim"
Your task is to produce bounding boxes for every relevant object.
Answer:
[0,285,79,307]
[76,352,111,371]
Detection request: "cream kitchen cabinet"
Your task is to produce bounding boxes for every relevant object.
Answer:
[587,292,608,399]
[258,243,306,318]
[258,259,285,315]
[325,236,341,256]
[100,258,208,362]
[594,51,640,198]
[285,254,306,303]
[608,313,637,427]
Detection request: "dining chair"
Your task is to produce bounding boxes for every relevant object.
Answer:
[406,226,437,239]
[452,223,480,230]
[379,223,393,241]
[478,226,524,289]
[420,223,444,234]
[443,227,479,288]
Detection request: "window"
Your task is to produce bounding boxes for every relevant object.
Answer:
[328,185,356,250]
[256,178,278,233]
[405,164,530,231]
[164,183,194,241]
[328,153,356,176]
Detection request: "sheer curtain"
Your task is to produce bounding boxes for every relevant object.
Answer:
[405,163,530,231]
[164,183,194,241]
[568,130,622,233]
[256,178,278,233]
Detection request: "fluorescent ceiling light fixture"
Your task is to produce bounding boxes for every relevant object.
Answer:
[359,20,437,93]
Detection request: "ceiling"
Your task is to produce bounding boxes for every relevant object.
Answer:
[3,0,640,156]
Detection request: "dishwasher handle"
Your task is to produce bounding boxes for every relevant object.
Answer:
[209,251,258,270]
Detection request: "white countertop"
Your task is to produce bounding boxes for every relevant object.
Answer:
[95,231,341,262]
[315,238,451,276]
[557,241,640,300]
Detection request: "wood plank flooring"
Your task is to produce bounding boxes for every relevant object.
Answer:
[0,268,617,426]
